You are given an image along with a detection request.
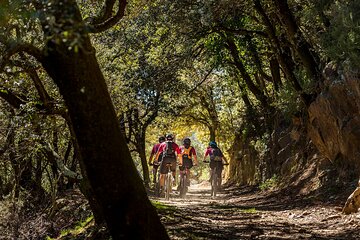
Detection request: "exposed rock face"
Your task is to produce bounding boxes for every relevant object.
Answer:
[308,64,360,170]
[343,185,360,214]
[229,131,260,185]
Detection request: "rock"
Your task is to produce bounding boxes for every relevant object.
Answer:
[342,187,360,214]
[308,65,360,170]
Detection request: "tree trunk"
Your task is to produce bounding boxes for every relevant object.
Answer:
[253,0,306,99]
[272,0,322,86]
[40,1,169,239]
[137,133,150,188]
[225,36,270,109]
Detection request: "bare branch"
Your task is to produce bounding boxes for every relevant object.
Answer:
[91,0,117,24]
[88,0,127,33]
[188,67,215,95]
[0,43,44,71]
[0,87,26,108]
[27,69,53,107]
[42,142,82,180]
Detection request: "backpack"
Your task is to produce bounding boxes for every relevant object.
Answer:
[182,146,192,160]
[164,141,175,158]
[210,147,222,161]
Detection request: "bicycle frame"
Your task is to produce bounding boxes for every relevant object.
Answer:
[211,166,220,198]
[164,163,172,200]
[179,167,190,197]
[204,160,227,198]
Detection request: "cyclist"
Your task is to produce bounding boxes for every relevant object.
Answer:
[154,134,181,194]
[178,137,198,188]
[148,136,166,184]
[202,141,229,188]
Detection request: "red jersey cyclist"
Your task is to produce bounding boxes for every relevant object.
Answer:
[154,134,181,194]
[148,136,166,184]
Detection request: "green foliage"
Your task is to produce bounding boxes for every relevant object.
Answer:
[151,200,176,211]
[241,208,257,214]
[46,216,94,240]
[259,175,279,191]
[322,1,360,67]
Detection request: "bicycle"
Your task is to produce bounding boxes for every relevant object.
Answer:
[163,163,173,200]
[203,160,229,198]
[178,165,190,198]
[151,162,161,196]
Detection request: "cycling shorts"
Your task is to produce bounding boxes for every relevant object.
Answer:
[179,158,193,171]
[159,157,176,174]
[210,161,223,175]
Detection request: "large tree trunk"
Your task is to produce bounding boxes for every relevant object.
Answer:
[40,1,169,239]
[272,0,322,86]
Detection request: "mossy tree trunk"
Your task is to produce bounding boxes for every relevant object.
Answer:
[37,1,169,239]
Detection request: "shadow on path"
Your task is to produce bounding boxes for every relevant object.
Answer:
[151,183,360,240]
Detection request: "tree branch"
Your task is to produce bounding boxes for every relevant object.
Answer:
[88,0,127,33]
[189,67,214,95]
[0,87,26,109]
[42,142,82,181]
[0,42,44,71]
[214,25,268,38]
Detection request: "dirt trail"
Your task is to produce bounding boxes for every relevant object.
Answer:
[153,182,360,240]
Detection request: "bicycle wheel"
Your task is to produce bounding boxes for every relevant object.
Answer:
[155,180,160,197]
[211,167,218,197]
[165,172,172,200]
[180,172,187,197]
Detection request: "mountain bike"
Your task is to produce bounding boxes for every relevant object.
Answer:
[164,162,173,200]
[151,162,161,197]
[178,166,190,198]
[204,160,229,198]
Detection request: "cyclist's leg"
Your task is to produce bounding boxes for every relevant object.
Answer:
[164,165,172,199]
[216,162,223,189]
[185,158,192,186]
[170,159,176,181]
[159,159,169,190]
[153,165,158,183]
[178,165,185,191]
[209,160,215,182]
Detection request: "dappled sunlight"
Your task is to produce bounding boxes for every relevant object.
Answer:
[154,185,360,240]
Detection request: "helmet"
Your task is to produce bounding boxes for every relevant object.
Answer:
[183,137,191,145]
[159,136,165,143]
[166,134,174,141]
[209,141,217,148]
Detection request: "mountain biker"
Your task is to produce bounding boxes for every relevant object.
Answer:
[148,136,166,184]
[178,137,198,188]
[154,133,181,194]
[202,141,229,188]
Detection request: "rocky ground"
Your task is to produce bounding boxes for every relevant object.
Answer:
[1,179,359,239]
[154,182,360,240]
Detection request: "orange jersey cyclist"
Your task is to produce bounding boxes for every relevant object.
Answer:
[178,138,198,187]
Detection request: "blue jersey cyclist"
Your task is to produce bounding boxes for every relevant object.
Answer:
[203,141,229,187]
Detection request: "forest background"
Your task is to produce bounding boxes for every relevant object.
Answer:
[0,0,360,239]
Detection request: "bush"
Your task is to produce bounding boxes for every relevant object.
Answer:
[259,174,278,191]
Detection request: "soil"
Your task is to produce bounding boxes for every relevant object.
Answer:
[153,181,360,240]
[2,179,359,239]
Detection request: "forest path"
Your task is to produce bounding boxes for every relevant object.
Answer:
[153,182,360,240]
